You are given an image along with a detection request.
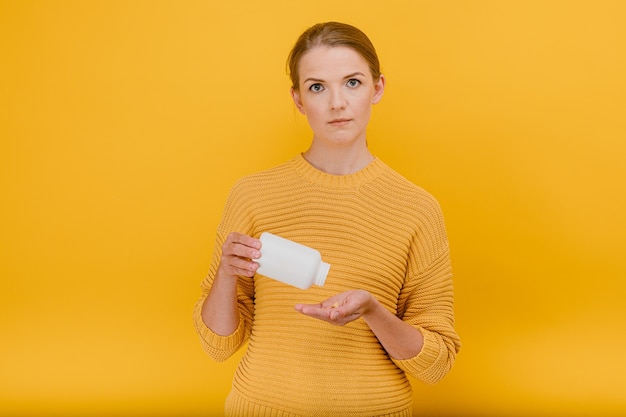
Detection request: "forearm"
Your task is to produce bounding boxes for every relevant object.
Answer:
[201,272,240,336]
[200,232,261,336]
[362,295,424,360]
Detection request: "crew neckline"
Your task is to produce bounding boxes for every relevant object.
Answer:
[291,153,385,189]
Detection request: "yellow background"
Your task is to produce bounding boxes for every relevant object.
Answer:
[1,1,625,416]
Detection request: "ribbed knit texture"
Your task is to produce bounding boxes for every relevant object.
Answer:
[194,154,461,417]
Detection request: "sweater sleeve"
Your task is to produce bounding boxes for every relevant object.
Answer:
[392,197,461,384]
[192,230,256,362]
[393,249,460,383]
[192,180,257,362]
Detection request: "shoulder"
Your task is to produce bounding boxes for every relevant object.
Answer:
[218,158,299,232]
[371,160,443,212]
[369,161,448,242]
[373,162,450,263]
[230,158,297,192]
[224,157,303,209]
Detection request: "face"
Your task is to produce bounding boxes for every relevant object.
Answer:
[291,46,385,148]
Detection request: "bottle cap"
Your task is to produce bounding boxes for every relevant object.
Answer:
[315,261,331,287]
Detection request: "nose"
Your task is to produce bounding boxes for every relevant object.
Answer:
[329,88,347,110]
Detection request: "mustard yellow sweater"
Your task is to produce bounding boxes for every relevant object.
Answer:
[194,155,461,417]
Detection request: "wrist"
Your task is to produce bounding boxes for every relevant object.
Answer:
[361,292,379,318]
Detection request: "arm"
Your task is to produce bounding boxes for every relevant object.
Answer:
[295,290,423,360]
[193,232,260,361]
[361,294,424,360]
[200,232,260,335]
[295,250,460,383]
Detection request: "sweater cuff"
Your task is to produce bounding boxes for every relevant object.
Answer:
[391,328,442,384]
[193,303,246,362]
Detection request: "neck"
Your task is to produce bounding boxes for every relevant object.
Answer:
[302,144,374,175]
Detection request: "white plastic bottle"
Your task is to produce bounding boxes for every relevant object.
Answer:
[253,232,330,290]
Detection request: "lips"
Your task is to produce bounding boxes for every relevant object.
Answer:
[329,118,351,126]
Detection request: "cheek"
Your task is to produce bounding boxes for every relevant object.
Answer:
[303,103,324,122]
[306,114,324,130]
[355,98,373,118]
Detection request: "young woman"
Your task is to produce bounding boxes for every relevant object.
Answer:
[194,22,461,417]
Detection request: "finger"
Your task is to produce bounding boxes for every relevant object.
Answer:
[225,232,260,249]
[235,233,262,250]
[221,245,259,264]
[223,233,261,259]
[294,304,326,319]
[219,255,259,277]
[232,259,259,276]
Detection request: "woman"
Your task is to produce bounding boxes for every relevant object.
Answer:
[194,22,461,416]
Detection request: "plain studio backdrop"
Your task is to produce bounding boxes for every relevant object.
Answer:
[1,1,625,416]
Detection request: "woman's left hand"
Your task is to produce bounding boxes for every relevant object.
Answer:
[295,289,374,326]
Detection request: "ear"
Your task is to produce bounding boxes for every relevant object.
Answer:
[291,88,306,115]
[372,74,385,104]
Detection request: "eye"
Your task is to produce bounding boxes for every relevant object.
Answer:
[346,79,361,88]
[309,83,324,93]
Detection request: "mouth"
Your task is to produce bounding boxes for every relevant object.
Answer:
[328,118,351,127]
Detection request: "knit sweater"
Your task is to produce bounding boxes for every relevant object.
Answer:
[193,154,461,417]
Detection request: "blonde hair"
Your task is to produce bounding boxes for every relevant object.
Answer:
[287,22,381,90]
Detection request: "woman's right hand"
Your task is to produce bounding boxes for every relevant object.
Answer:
[218,232,261,278]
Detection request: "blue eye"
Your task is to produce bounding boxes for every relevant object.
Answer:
[346,79,361,88]
[309,83,324,92]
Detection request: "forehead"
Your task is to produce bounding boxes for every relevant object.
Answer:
[298,46,370,79]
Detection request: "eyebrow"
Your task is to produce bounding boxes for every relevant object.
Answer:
[303,72,367,84]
